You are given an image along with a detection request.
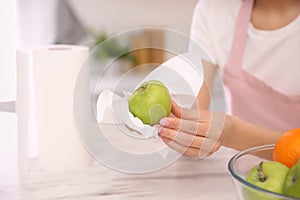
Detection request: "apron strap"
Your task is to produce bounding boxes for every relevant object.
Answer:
[227,0,254,70]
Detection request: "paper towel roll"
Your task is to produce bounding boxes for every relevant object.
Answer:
[17,45,92,174]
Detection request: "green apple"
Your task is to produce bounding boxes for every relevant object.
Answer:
[283,158,300,198]
[243,161,289,200]
[129,80,172,125]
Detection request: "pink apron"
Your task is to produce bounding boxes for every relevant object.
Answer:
[222,0,300,131]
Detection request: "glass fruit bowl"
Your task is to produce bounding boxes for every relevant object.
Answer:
[228,144,300,200]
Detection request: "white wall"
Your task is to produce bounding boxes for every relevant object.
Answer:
[67,0,198,35]
[0,1,18,101]
[17,0,58,47]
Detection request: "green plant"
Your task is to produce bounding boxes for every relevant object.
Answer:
[90,31,138,65]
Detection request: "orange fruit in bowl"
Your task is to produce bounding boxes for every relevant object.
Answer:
[273,128,300,168]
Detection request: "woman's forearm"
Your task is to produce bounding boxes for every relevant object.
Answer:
[194,60,217,110]
[222,115,283,150]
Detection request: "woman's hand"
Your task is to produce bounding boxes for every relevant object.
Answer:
[157,101,234,158]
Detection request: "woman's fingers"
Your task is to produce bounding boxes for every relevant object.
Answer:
[162,101,225,158]
[158,127,221,153]
[160,136,215,158]
[159,126,202,148]
[159,117,207,136]
[171,101,200,120]
[172,101,215,121]
[160,117,208,137]
[162,137,213,158]
[161,110,225,140]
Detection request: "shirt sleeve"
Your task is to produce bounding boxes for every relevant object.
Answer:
[189,0,218,65]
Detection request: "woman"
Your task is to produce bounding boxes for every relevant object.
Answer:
[157,0,300,157]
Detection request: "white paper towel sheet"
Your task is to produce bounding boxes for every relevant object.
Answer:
[17,45,92,174]
[97,89,157,138]
[96,53,203,156]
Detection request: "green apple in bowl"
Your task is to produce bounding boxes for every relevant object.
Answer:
[244,161,289,200]
[129,80,172,125]
[283,158,300,198]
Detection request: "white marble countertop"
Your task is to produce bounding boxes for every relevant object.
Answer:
[1,154,238,200]
[0,112,238,200]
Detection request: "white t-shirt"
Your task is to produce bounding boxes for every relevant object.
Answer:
[189,0,300,95]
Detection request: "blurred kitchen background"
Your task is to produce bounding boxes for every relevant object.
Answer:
[0,0,200,183]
